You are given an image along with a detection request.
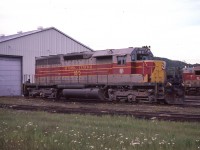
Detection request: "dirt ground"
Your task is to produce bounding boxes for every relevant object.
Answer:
[0,96,200,122]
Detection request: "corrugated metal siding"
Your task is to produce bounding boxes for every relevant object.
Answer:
[0,29,91,82]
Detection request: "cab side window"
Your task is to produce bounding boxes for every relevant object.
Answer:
[195,70,200,75]
[117,56,126,65]
[131,54,135,61]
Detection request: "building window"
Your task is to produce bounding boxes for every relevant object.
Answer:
[117,56,126,65]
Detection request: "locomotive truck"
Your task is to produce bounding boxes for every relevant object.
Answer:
[23,46,184,103]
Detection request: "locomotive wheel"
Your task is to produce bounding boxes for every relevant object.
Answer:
[164,93,174,104]
[102,89,109,101]
[116,97,121,102]
[55,89,62,101]
[164,93,184,104]
[127,94,136,103]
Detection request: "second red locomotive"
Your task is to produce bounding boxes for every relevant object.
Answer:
[183,66,200,96]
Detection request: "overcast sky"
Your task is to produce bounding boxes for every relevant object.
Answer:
[0,0,200,64]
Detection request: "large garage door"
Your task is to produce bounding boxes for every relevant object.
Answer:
[0,57,22,96]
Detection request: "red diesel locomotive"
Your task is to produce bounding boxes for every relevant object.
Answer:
[23,46,183,103]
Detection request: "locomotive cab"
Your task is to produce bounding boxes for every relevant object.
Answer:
[106,47,167,102]
[129,48,166,84]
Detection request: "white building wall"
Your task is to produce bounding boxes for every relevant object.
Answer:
[0,28,92,82]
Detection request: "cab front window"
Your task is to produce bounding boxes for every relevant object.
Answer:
[137,54,148,60]
[136,50,152,60]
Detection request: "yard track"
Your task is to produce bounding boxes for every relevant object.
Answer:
[0,102,200,122]
[51,97,200,108]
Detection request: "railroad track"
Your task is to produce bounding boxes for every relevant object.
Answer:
[19,95,200,108]
[0,103,200,122]
[55,98,200,108]
[41,96,200,108]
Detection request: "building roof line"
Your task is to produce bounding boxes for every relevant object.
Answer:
[0,27,94,51]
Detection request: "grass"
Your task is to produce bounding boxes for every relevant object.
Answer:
[0,108,200,150]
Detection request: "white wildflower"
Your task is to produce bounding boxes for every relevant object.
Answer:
[135,137,140,142]
[89,145,94,149]
[130,142,140,146]
[3,122,7,125]
[152,137,157,141]
[27,122,33,126]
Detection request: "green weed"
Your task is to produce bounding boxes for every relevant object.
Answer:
[0,108,199,150]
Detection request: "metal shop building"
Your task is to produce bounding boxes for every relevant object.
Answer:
[0,27,93,96]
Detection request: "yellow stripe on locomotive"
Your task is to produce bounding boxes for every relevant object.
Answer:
[150,61,166,83]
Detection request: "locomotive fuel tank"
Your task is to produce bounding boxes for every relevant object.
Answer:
[62,88,105,100]
[57,84,86,89]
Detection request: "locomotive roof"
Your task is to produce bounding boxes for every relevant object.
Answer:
[92,47,152,57]
[35,47,153,60]
[63,51,94,59]
[36,54,62,60]
[183,66,200,73]
[194,66,200,71]
[36,51,94,60]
